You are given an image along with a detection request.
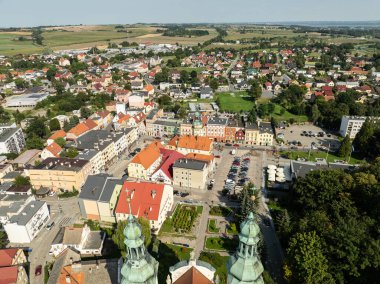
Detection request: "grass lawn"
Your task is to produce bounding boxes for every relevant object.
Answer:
[208,219,220,233]
[280,150,363,165]
[199,252,229,284]
[215,92,255,113]
[226,222,239,235]
[205,237,237,251]
[0,33,42,55]
[166,244,193,260]
[160,204,203,234]
[209,206,233,217]
[271,104,309,123]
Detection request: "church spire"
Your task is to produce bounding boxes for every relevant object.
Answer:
[120,189,158,284]
[227,212,264,284]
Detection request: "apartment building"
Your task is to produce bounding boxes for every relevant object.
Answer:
[339,115,380,138]
[4,200,50,243]
[28,158,92,192]
[0,126,26,154]
[173,158,208,189]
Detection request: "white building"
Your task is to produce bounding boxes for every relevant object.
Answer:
[4,200,50,243]
[0,126,26,154]
[5,93,50,109]
[339,116,380,138]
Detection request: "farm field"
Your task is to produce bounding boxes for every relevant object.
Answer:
[215,92,255,113]
[0,25,216,55]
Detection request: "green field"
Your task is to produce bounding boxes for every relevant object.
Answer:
[215,92,255,113]
[271,104,309,122]
[280,150,363,165]
[205,237,237,251]
[0,33,42,55]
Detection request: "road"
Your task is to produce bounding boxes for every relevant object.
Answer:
[223,53,240,91]
[15,197,80,284]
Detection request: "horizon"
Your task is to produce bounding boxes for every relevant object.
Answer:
[2,20,380,29]
[1,0,380,28]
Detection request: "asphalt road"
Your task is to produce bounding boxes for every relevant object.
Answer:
[23,197,80,284]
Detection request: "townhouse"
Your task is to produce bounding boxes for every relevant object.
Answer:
[168,135,213,155]
[206,117,228,142]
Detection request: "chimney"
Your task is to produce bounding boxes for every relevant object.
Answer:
[151,190,156,199]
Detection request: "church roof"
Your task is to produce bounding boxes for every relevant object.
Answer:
[173,267,213,284]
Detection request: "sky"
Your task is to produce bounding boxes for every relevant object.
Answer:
[0,0,379,27]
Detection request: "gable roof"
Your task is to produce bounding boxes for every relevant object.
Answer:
[44,142,62,157]
[154,149,185,180]
[0,266,18,283]
[0,249,19,267]
[177,135,213,152]
[48,130,66,141]
[130,141,163,169]
[115,181,166,221]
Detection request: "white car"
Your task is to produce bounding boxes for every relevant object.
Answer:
[49,191,56,197]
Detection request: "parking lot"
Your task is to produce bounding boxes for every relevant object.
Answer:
[278,124,341,150]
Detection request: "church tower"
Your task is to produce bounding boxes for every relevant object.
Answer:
[227,212,264,284]
[120,198,158,284]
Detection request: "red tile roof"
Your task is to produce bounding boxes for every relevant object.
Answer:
[116,181,165,221]
[173,267,213,284]
[0,249,18,267]
[48,130,66,141]
[155,149,185,180]
[45,142,62,157]
[0,266,18,283]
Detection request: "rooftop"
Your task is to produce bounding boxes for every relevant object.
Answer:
[35,157,89,171]
[8,200,46,226]
[173,158,208,171]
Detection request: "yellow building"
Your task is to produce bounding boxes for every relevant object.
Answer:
[27,158,92,192]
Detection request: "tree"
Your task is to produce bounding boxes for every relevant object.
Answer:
[353,119,374,157]
[311,104,321,124]
[62,147,78,158]
[287,231,334,284]
[0,106,11,123]
[14,176,31,186]
[80,107,92,119]
[338,135,352,159]
[209,78,219,91]
[0,231,8,249]
[54,137,66,148]
[112,217,152,257]
[26,117,48,138]
[49,118,61,131]
[248,80,262,99]
[26,135,44,150]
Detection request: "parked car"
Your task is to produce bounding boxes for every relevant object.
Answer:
[35,265,42,276]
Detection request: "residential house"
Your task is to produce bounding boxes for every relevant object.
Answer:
[200,87,213,99]
[206,117,228,142]
[41,142,63,160]
[50,225,105,257]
